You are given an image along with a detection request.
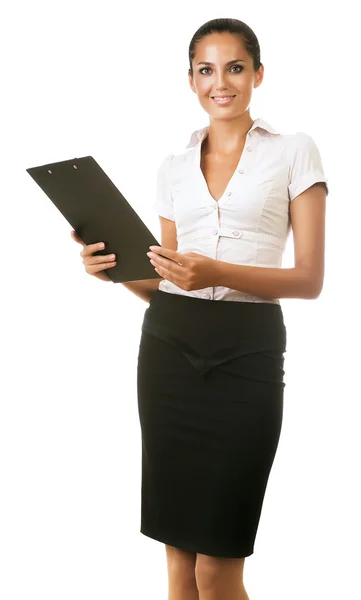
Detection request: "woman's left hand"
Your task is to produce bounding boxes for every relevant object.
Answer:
[146,246,221,291]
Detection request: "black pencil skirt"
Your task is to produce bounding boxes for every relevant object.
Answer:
[137,289,287,558]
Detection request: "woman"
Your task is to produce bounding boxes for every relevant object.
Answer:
[73,17,328,600]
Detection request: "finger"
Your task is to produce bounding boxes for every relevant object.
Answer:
[149,256,184,272]
[81,241,107,258]
[71,231,106,255]
[71,230,86,246]
[71,229,108,255]
[152,264,165,278]
[153,264,183,288]
[84,253,116,266]
[151,260,182,284]
[149,246,184,264]
[85,261,117,275]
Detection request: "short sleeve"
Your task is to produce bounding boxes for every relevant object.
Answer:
[288,132,329,202]
[152,153,175,221]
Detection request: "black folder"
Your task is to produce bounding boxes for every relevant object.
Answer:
[26,155,164,283]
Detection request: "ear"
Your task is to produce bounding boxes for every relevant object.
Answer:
[254,64,264,89]
[188,69,196,94]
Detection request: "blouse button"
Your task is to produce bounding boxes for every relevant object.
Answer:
[238,169,245,174]
[212,229,218,235]
[226,191,232,196]
[232,230,240,236]
[204,294,211,299]
[246,147,252,152]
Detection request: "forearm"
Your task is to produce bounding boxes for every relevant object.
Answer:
[120,277,162,303]
[216,262,319,300]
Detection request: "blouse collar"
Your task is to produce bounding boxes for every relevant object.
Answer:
[186,118,279,148]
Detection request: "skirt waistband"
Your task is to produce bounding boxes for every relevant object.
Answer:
[142,290,287,357]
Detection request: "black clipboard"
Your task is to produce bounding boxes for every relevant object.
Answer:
[26,155,165,283]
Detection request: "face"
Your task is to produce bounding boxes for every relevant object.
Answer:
[188,32,264,121]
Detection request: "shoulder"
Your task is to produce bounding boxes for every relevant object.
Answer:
[156,146,194,183]
[157,124,206,165]
[273,132,323,174]
[158,142,197,178]
[286,131,321,154]
[156,154,174,185]
[158,153,174,170]
[286,131,328,199]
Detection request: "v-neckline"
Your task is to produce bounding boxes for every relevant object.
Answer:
[197,135,245,204]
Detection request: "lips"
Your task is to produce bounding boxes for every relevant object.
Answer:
[211,95,236,106]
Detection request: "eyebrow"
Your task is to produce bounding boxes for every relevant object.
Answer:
[196,59,246,66]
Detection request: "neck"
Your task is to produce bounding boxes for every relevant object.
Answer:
[205,115,254,156]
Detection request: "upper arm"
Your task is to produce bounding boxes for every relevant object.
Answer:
[288,132,329,298]
[289,182,327,297]
[152,154,175,221]
[159,216,178,251]
[152,153,178,250]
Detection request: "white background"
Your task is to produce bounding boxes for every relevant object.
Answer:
[1,0,360,598]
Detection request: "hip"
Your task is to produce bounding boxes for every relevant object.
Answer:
[140,289,287,374]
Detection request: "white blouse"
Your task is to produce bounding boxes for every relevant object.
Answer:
[153,117,329,304]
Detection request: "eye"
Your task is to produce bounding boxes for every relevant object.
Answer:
[199,65,244,75]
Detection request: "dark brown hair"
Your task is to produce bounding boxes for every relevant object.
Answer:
[188,18,263,77]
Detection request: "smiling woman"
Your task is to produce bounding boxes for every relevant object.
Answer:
[135,16,328,600]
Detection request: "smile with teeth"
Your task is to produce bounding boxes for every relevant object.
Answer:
[212,95,236,104]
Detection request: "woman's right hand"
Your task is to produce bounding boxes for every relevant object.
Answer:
[70,230,117,282]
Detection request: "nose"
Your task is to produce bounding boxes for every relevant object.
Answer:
[213,70,229,91]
